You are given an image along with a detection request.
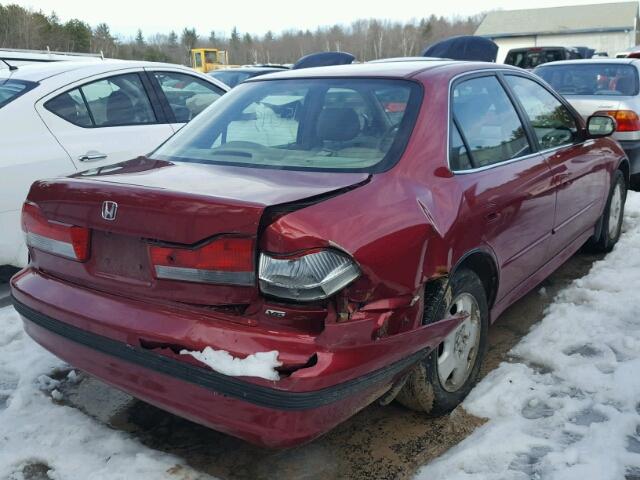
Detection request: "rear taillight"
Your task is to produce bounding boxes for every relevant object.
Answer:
[595,110,640,132]
[21,202,90,262]
[259,249,360,302]
[149,237,255,285]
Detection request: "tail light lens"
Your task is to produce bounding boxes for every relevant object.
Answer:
[259,249,360,302]
[21,202,90,261]
[595,110,640,132]
[149,237,255,285]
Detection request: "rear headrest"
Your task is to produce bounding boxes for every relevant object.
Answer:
[106,90,134,125]
[317,108,360,142]
[615,76,635,95]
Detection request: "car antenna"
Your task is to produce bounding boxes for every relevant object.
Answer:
[1,58,18,71]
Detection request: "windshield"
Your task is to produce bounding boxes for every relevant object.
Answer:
[152,78,422,173]
[0,78,37,108]
[535,63,639,96]
[505,49,565,69]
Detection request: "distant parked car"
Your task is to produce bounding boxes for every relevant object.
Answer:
[0,60,228,267]
[209,65,288,88]
[12,60,628,448]
[535,59,640,189]
[615,46,640,58]
[505,46,582,69]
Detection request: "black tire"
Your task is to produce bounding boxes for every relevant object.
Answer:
[630,173,640,192]
[586,169,626,253]
[395,269,488,415]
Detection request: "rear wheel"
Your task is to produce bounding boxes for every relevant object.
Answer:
[587,170,626,253]
[396,269,488,414]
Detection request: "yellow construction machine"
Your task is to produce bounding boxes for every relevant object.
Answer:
[190,48,236,73]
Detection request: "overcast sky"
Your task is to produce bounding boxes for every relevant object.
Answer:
[10,0,636,38]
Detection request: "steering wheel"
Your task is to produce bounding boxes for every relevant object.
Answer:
[540,129,571,149]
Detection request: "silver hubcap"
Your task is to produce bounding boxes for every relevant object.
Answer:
[608,182,623,238]
[437,293,481,393]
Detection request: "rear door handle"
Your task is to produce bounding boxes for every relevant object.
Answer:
[78,151,108,162]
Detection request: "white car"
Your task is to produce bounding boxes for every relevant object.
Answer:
[0,60,228,267]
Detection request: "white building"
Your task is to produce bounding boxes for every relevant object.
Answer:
[475,1,639,62]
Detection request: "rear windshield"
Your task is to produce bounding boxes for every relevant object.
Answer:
[0,78,37,108]
[505,49,565,69]
[152,78,422,173]
[535,63,639,96]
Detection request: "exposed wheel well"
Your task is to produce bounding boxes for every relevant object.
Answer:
[453,251,498,308]
[618,158,630,188]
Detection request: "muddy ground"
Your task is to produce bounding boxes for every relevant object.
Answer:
[47,252,602,480]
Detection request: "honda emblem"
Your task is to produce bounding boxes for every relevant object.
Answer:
[101,201,118,221]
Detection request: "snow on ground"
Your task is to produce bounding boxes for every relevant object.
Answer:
[180,347,282,381]
[3,193,640,480]
[417,191,640,480]
[0,307,214,480]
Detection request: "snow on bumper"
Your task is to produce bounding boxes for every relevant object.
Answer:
[11,268,462,447]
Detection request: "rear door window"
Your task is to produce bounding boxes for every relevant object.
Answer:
[152,71,225,122]
[0,79,37,108]
[505,75,578,150]
[451,75,531,169]
[80,74,156,126]
[45,73,156,128]
[45,88,92,127]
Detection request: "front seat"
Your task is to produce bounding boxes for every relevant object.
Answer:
[106,91,135,126]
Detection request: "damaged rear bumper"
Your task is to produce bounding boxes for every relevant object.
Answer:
[11,268,461,447]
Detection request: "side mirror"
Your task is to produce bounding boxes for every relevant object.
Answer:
[587,115,616,138]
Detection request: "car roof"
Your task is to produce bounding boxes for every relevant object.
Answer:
[0,59,197,82]
[535,58,638,67]
[245,60,466,80]
[214,66,286,73]
[367,57,444,63]
[244,60,526,82]
[509,46,566,51]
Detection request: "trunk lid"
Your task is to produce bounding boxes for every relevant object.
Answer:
[26,158,368,306]
[565,95,621,120]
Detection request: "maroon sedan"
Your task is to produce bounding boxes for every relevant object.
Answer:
[11,61,628,448]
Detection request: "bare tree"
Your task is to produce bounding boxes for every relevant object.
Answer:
[0,3,484,65]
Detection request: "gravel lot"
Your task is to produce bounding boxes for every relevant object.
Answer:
[33,251,601,480]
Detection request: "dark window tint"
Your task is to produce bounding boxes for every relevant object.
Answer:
[535,63,639,96]
[45,88,92,127]
[194,52,203,68]
[80,74,155,126]
[153,71,224,122]
[452,75,531,169]
[505,49,565,69]
[0,79,37,108]
[46,74,156,128]
[506,75,578,150]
